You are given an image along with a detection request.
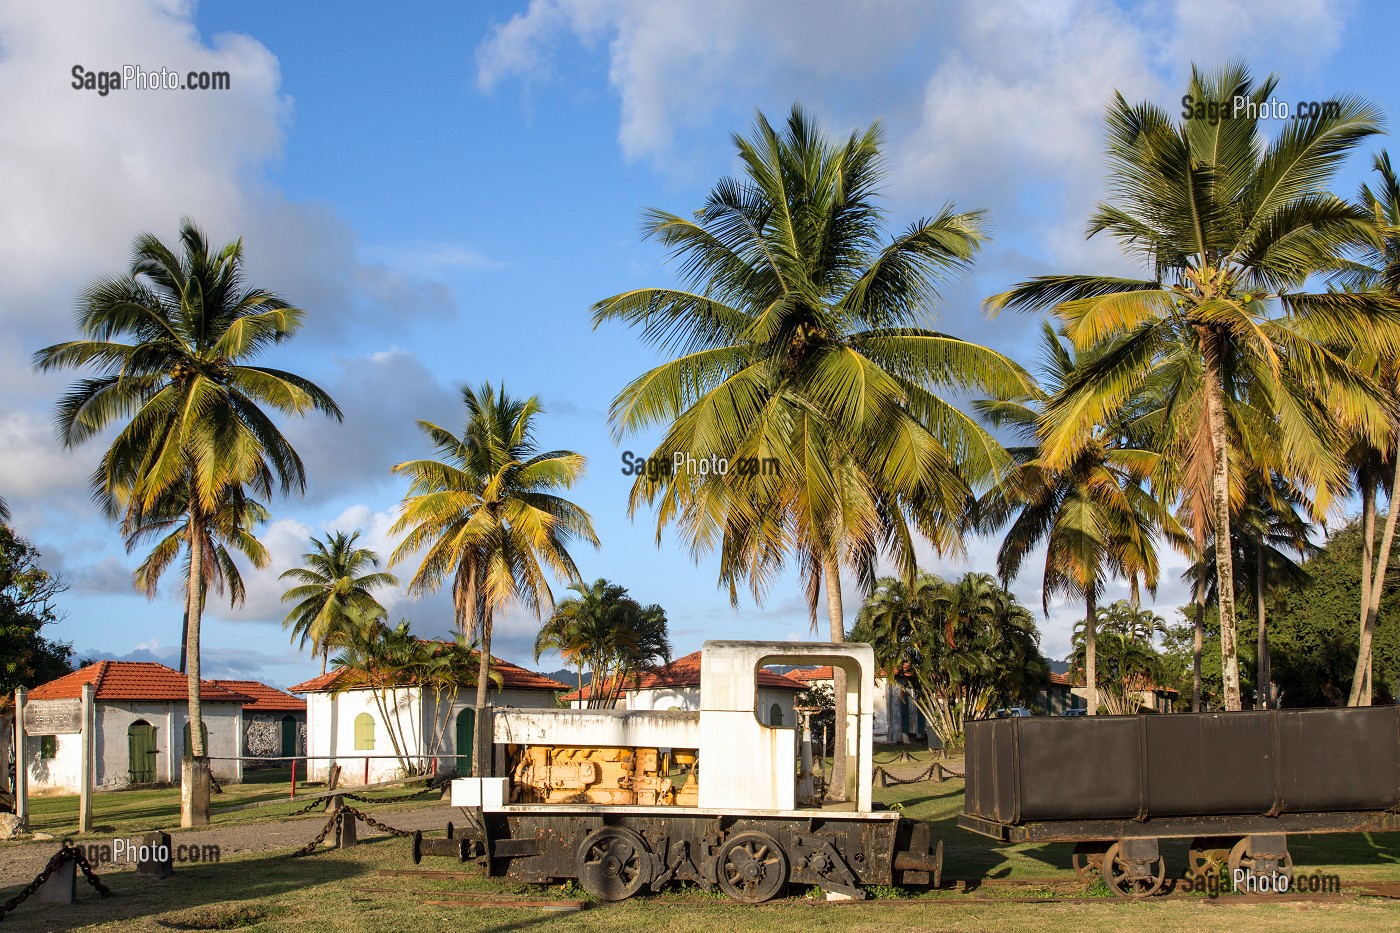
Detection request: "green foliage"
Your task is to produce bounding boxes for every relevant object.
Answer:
[851,571,1048,751]
[280,529,398,671]
[0,524,73,697]
[1069,600,1168,714]
[864,884,911,899]
[534,578,669,708]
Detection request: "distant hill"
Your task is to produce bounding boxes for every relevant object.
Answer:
[544,669,588,689]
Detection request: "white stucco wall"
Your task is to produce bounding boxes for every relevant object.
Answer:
[23,699,243,792]
[303,686,559,785]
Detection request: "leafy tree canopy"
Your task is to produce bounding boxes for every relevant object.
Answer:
[1,524,74,701]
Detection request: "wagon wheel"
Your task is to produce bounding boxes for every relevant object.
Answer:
[576,827,650,901]
[716,831,789,903]
[1103,842,1166,898]
[1187,837,1233,881]
[1227,838,1293,893]
[1071,841,1111,883]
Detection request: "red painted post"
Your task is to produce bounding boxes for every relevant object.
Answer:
[364,757,370,786]
[290,759,297,799]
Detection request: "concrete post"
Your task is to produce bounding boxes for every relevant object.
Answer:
[137,831,174,878]
[78,683,94,834]
[13,688,27,828]
[35,857,75,905]
[180,757,210,827]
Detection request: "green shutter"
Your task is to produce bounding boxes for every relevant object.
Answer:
[354,713,375,750]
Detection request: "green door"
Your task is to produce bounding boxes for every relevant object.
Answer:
[455,709,474,775]
[280,715,297,758]
[128,721,157,783]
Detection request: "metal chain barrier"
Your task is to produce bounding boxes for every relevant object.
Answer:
[287,796,332,817]
[338,774,451,805]
[0,841,111,922]
[872,761,965,787]
[293,810,343,857]
[341,805,414,838]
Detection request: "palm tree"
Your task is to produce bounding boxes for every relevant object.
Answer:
[390,383,597,767]
[853,572,1046,751]
[0,495,9,523]
[281,530,399,673]
[1341,151,1400,705]
[125,479,271,672]
[535,578,671,708]
[987,65,1399,709]
[594,105,1027,796]
[975,323,1184,714]
[1071,601,1167,715]
[33,220,340,772]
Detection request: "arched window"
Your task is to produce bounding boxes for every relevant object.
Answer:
[353,712,376,750]
[770,703,784,727]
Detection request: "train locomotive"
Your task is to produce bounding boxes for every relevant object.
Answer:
[447,639,1400,901]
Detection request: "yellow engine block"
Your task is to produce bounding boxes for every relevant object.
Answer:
[510,746,698,806]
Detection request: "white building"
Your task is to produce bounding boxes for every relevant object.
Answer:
[291,653,568,786]
[561,651,803,727]
[786,666,924,744]
[22,661,249,791]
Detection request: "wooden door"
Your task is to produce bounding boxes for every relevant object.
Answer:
[128,721,157,783]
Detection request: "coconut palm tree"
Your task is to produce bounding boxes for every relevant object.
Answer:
[281,530,399,673]
[390,383,598,766]
[33,220,340,770]
[535,578,671,708]
[1071,602,1167,715]
[1339,151,1400,705]
[125,479,271,672]
[987,65,1399,709]
[0,495,9,522]
[594,104,1027,796]
[975,323,1185,714]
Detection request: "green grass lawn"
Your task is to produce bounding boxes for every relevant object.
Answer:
[14,768,442,841]
[4,751,1400,932]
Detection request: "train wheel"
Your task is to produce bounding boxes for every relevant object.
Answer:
[1071,841,1110,883]
[1187,838,1232,882]
[716,831,789,903]
[576,827,650,901]
[1103,842,1165,898]
[1227,838,1293,893]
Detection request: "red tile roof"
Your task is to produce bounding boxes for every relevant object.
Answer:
[562,651,804,701]
[289,653,568,694]
[786,666,834,684]
[1050,670,1179,696]
[210,680,307,713]
[29,661,251,704]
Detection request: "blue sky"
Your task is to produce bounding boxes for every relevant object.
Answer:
[1,0,1396,690]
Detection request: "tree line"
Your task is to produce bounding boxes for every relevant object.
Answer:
[12,62,1400,807]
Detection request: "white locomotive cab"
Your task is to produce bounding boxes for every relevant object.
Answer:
[457,639,876,815]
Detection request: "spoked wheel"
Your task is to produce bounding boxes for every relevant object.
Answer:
[576,827,650,901]
[1071,841,1111,884]
[1228,838,1293,893]
[1187,837,1234,882]
[716,831,789,903]
[1103,842,1166,898]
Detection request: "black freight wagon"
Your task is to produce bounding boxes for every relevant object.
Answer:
[958,707,1400,896]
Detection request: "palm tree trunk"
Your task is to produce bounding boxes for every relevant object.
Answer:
[1256,550,1269,709]
[473,605,494,776]
[185,504,206,758]
[1351,477,1376,705]
[1353,453,1400,705]
[179,609,188,674]
[1192,573,1204,712]
[823,557,848,802]
[1202,330,1242,711]
[1084,590,1098,716]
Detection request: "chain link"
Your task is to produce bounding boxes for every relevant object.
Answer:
[341,805,414,838]
[292,810,343,857]
[0,841,111,921]
[338,774,450,805]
